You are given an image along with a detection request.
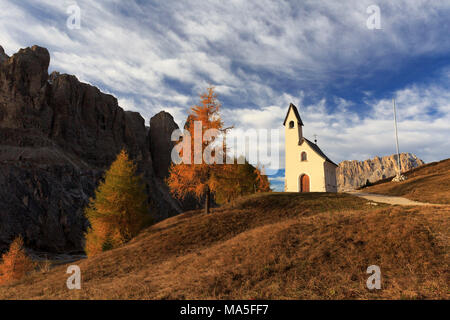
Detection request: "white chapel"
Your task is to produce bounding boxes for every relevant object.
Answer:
[283,103,338,192]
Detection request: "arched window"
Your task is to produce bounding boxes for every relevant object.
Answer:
[289,121,294,128]
[301,151,307,161]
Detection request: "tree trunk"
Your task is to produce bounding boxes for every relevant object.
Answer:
[205,187,210,214]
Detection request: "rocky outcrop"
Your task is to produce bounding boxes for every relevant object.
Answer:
[0,46,8,63]
[337,153,424,191]
[148,111,204,211]
[149,111,179,179]
[0,45,182,253]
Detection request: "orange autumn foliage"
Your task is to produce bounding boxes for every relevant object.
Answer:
[0,236,34,284]
[254,165,271,193]
[167,87,233,214]
[84,149,152,256]
[214,159,272,204]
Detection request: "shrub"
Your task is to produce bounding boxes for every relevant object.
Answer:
[0,236,34,284]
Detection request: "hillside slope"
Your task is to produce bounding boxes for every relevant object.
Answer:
[0,193,448,300]
[362,158,450,204]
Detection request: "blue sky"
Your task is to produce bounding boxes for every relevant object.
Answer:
[1,0,449,191]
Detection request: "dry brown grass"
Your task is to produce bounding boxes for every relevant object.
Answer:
[0,192,448,300]
[363,158,450,204]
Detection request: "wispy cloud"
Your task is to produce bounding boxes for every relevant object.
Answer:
[0,0,448,172]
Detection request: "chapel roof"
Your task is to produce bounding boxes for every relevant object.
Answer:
[300,137,338,167]
[283,103,304,126]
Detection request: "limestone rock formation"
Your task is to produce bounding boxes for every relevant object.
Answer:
[0,45,182,253]
[337,153,424,191]
[149,111,179,179]
[0,46,8,63]
[148,111,203,211]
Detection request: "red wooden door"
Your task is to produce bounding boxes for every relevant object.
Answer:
[301,175,310,192]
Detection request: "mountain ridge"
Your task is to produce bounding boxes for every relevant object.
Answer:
[0,45,184,252]
[337,152,424,191]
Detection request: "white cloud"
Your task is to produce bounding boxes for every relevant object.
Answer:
[0,0,448,168]
[224,69,450,170]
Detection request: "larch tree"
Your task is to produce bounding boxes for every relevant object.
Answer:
[167,87,231,214]
[215,159,272,204]
[214,157,254,204]
[84,149,152,256]
[254,164,272,192]
[0,236,34,284]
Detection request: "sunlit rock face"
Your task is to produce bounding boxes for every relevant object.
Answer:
[337,153,425,191]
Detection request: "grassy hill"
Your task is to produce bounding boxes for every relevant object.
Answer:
[0,192,448,299]
[362,158,450,204]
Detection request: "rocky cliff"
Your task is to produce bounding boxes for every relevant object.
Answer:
[0,45,182,253]
[337,153,425,191]
[149,111,179,179]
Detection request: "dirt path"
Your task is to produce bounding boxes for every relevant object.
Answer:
[346,191,446,206]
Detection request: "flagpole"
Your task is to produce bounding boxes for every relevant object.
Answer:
[393,98,401,175]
